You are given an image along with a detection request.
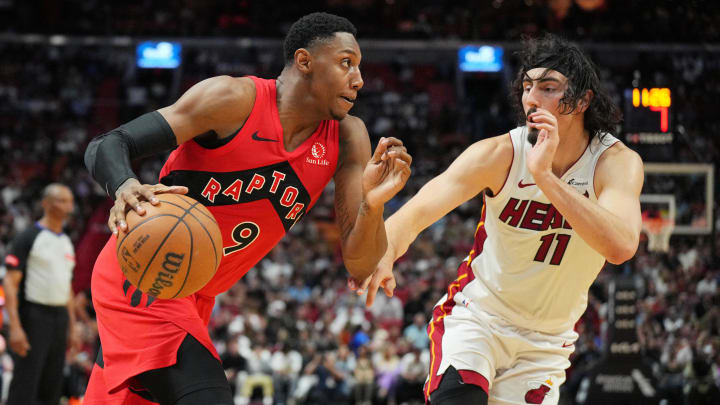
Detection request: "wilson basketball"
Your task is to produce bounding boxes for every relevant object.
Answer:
[116,193,223,299]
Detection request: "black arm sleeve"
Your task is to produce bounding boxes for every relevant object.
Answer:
[84,111,178,196]
[4,226,42,273]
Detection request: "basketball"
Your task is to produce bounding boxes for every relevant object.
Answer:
[116,194,223,299]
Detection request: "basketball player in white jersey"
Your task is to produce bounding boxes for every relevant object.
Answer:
[350,34,644,404]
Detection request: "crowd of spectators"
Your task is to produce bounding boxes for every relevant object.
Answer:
[0,27,719,405]
[3,1,720,43]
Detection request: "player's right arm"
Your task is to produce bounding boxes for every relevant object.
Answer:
[84,76,255,234]
[355,133,513,306]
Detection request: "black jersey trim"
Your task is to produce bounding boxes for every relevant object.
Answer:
[160,161,311,232]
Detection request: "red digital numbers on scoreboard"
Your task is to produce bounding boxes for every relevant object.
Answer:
[631,88,671,133]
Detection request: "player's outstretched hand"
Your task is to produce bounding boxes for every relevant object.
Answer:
[362,137,412,209]
[348,243,397,307]
[109,178,188,235]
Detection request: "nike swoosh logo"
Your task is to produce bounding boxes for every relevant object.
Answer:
[518,180,536,188]
[251,131,278,142]
[562,342,573,348]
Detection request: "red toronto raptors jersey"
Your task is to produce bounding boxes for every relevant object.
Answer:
[159,76,339,296]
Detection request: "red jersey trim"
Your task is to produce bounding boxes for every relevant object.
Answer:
[457,369,490,393]
[424,199,487,401]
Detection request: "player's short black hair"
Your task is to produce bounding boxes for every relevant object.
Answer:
[510,33,622,142]
[283,12,357,65]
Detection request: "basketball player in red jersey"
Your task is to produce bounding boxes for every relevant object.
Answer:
[352,34,644,404]
[82,13,411,404]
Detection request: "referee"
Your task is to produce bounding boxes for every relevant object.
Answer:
[3,183,78,405]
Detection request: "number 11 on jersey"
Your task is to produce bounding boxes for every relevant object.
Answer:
[534,233,571,266]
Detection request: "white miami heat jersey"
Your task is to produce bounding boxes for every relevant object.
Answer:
[462,126,619,334]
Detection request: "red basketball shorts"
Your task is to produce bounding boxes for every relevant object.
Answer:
[84,236,219,403]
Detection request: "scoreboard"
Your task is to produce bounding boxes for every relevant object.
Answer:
[623,87,673,144]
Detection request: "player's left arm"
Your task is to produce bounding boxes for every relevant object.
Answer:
[334,115,412,280]
[535,144,644,264]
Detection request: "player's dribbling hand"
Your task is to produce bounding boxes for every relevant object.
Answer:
[526,108,559,178]
[110,178,188,235]
[348,243,398,307]
[362,137,412,209]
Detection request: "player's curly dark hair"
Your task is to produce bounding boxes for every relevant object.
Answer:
[510,33,622,142]
[283,12,357,65]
